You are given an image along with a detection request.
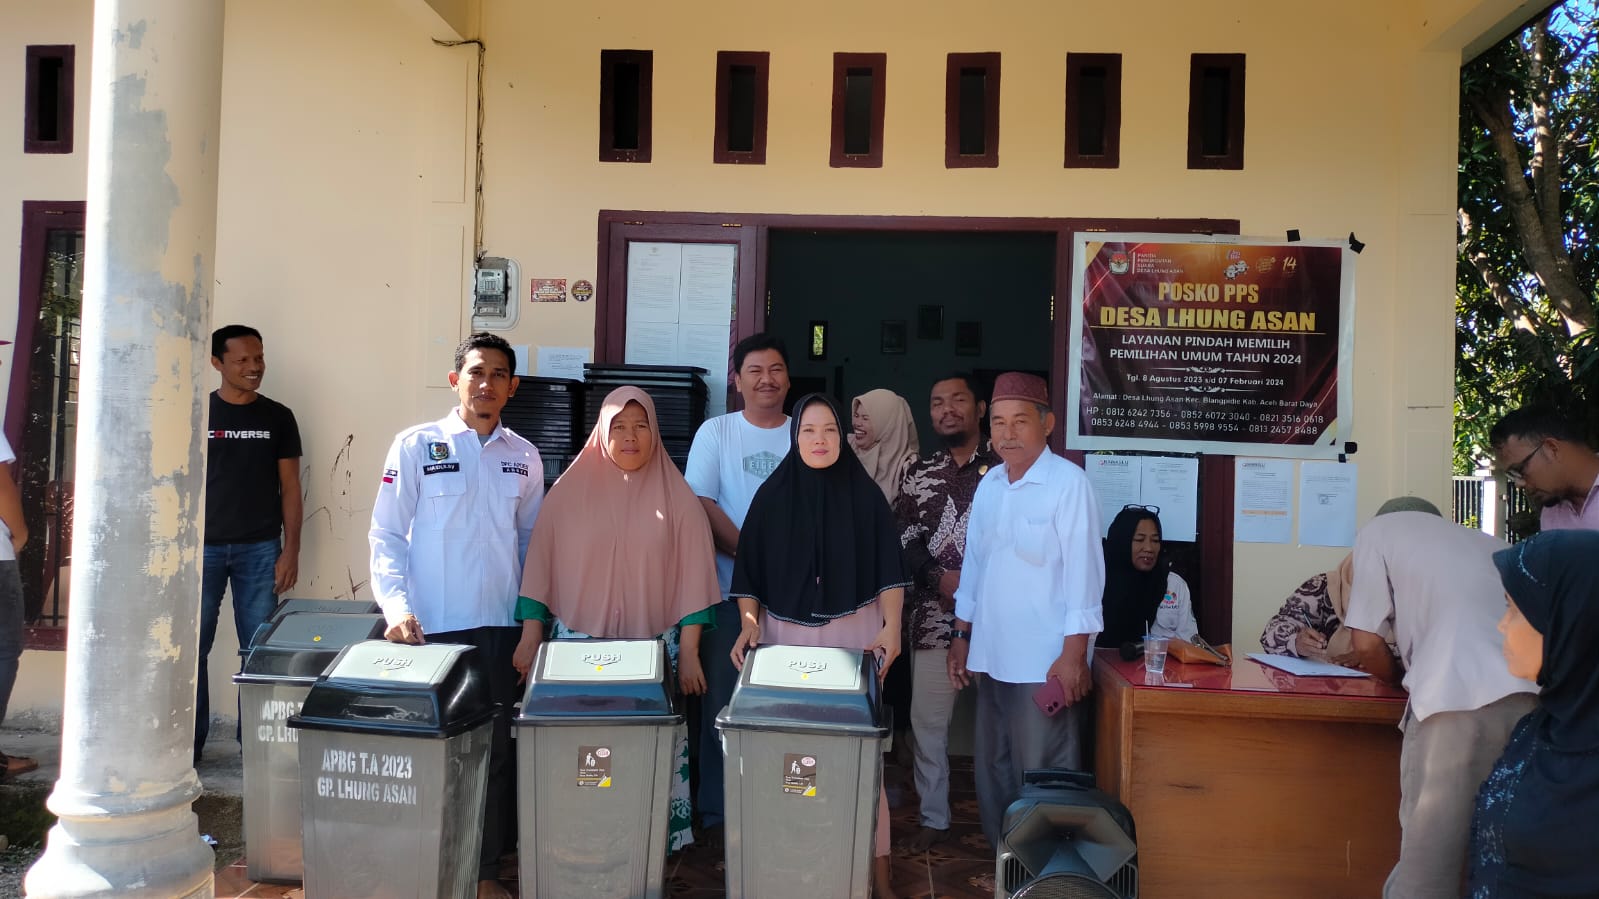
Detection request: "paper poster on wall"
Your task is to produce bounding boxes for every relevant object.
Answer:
[626,243,683,323]
[1296,461,1358,547]
[1141,456,1199,542]
[1234,457,1294,543]
[1085,456,1142,536]
[624,240,737,419]
[536,346,590,382]
[1066,233,1357,459]
[510,344,532,376]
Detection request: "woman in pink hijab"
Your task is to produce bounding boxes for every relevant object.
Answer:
[513,386,721,852]
[850,388,920,503]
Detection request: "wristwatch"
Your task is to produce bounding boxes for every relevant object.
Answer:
[949,628,972,641]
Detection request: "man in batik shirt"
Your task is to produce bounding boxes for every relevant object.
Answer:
[892,373,999,852]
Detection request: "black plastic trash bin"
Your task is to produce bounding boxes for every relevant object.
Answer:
[232,611,386,883]
[288,640,498,898]
[715,645,887,899]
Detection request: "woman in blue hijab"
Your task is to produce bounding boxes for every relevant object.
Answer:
[1468,529,1599,897]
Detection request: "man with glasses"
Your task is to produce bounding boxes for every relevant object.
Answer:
[1489,408,1599,531]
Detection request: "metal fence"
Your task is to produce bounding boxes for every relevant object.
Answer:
[1452,474,1537,543]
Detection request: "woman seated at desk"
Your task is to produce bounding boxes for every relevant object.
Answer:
[1096,505,1197,648]
[1259,555,1354,660]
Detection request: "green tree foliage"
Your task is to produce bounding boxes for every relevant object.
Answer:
[1456,2,1598,472]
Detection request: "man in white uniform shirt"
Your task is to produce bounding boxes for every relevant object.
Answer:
[370,333,543,899]
[683,333,791,843]
[947,372,1104,848]
[1333,497,1537,899]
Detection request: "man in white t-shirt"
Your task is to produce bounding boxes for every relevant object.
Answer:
[1334,497,1537,899]
[0,432,36,779]
[685,333,791,841]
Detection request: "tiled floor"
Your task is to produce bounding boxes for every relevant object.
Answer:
[214,757,996,898]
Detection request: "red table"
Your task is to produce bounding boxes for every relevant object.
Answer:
[1092,649,1407,899]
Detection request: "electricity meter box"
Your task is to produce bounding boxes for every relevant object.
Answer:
[515,638,682,899]
[233,611,387,883]
[288,640,498,899]
[715,645,887,899]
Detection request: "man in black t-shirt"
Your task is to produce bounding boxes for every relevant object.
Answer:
[198,324,303,763]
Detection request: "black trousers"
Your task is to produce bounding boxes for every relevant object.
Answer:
[431,625,520,882]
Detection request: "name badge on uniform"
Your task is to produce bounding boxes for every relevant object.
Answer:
[423,462,460,476]
[428,441,450,461]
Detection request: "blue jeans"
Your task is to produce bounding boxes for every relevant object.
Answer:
[197,538,280,760]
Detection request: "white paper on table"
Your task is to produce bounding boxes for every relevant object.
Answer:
[510,344,532,376]
[678,244,737,325]
[1085,455,1142,536]
[535,346,590,381]
[1297,461,1359,547]
[624,319,679,366]
[626,242,682,323]
[1141,456,1199,542]
[1246,652,1370,678]
[1234,457,1294,543]
[677,323,731,418]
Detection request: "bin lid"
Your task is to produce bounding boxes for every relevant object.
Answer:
[234,612,388,685]
[715,645,885,737]
[268,598,383,623]
[287,640,498,738]
[516,639,680,725]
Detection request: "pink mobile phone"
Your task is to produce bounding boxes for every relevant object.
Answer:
[1032,676,1066,717]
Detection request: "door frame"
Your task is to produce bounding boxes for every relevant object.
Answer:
[595,209,1242,641]
[10,200,84,458]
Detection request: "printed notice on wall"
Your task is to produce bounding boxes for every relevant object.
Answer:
[1297,461,1358,547]
[782,753,817,797]
[1084,455,1199,541]
[314,746,418,806]
[536,346,590,381]
[1067,234,1356,458]
[1234,458,1294,543]
[625,240,738,417]
[578,746,613,788]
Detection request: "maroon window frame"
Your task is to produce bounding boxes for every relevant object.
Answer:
[830,53,887,168]
[1187,53,1246,170]
[599,50,652,163]
[15,200,84,650]
[714,51,769,165]
[24,45,75,155]
[945,52,1000,168]
[1064,53,1121,169]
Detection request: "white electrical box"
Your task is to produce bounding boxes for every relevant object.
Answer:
[471,256,519,330]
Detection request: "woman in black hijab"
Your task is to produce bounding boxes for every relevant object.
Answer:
[1096,506,1198,648]
[1468,529,1599,897]
[729,393,907,899]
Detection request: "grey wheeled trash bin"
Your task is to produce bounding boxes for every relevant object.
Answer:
[715,645,887,899]
[232,611,386,883]
[516,638,681,899]
[288,640,498,899]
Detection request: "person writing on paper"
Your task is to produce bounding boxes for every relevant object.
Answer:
[1333,496,1537,899]
[1096,505,1196,648]
[511,387,720,853]
[1468,530,1599,897]
[1259,555,1356,659]
[728,393,908,899]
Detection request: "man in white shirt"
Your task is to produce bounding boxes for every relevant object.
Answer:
[947,372,1104,848]
[1334,497,1537,899]
[369,333,543,899]
[683,333,791,841]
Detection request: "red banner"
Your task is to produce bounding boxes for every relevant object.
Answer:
[1067,237,1353,457]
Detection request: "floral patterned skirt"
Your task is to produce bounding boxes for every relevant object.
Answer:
[549,619,695,853]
